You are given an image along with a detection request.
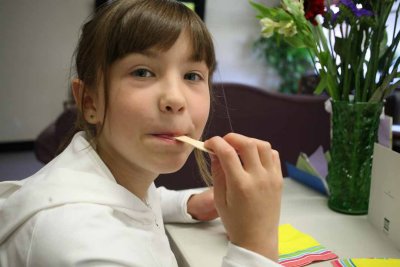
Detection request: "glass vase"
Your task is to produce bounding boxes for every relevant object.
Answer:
[327,101,383,214]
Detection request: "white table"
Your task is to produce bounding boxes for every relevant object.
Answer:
[165,179,400,267]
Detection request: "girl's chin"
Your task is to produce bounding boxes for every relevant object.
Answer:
[155,153,192,174]
[156,160,187,174]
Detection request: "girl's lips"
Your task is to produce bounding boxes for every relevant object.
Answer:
[153,134,176,141]
[151,133,187,143]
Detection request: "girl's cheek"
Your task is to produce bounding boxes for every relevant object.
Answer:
[194,98,211,132]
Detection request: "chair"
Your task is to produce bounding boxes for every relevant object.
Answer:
[34,106,77,164]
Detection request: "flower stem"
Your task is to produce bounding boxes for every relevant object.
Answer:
[362,3,392,101]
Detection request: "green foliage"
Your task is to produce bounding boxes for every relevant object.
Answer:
[253,35,314,94]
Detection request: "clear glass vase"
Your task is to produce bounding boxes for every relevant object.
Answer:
[327,100,383,214]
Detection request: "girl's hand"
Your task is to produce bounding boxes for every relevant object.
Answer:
[187,188,219,221]
[204,133,283,261]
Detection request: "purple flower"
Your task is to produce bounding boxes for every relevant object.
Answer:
[339,0,374,17]
[330,9,340,23]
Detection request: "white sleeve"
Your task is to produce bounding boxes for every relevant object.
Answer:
[223,243,283,267]
[157,186,206,223]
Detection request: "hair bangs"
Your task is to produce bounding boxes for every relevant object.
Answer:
[107,1,187,63]
[103,0,215,73]
[186,18,216,74]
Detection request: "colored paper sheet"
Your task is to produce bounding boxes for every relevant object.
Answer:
[308,146,328,178]
[331,258,400,267]
[278,224,338,267]
[286,163,329,195]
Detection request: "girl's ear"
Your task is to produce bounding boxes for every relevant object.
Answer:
[71,78,84,107]
[71,79,101,125]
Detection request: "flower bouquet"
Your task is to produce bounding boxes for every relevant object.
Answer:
[251,0,399,214]
[251,0,399,102]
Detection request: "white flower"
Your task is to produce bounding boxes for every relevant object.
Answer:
[260,17,279,38]
[277,20,297,37]
[260,17,297,38]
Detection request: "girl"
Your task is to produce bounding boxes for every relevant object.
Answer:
[0,0,283,266]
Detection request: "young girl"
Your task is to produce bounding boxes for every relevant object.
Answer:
[0,0,283,266]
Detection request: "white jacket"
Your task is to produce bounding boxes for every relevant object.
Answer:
[0,132,280,267]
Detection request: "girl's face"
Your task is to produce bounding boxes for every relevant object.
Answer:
[94,31,210,180]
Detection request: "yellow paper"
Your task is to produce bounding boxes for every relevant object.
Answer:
[278,224,320,254]
[349,259,400,267]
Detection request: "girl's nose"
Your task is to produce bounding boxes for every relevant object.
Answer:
[159,85,186,114]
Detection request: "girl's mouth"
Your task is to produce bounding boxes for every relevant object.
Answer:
[151,133,188,143]
[153,134,176,141]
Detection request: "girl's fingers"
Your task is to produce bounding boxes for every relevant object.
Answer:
[205,136,244,184]
[205,134,280,188]
[257,141,274,169]
[222,133,262,171]
[205,134,283,259]
[271,149,282,175]
[224,133,277,171]
[210,155,227,208]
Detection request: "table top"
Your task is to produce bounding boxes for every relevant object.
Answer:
[165,179,400,267]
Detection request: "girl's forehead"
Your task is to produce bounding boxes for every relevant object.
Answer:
[122,30,200,63]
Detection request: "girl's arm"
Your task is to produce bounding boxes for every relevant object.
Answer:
[158,186,218,223]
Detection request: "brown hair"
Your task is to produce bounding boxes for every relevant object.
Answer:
[73,0,216,184]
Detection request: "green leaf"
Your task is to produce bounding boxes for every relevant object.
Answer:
[326,72,339,100]
[314,74,328,94]
[334,37,348,60]
[284,36,306,48]
[379,31,388,58]
[317,51,330,67]
[249,1,271,15]
[274,9,293,21]
[249,0,294,25]
[249,1,282,19]
[369,80,400,103]
[369,72,400,102]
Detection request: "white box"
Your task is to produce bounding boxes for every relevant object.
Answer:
[368,143,400,251]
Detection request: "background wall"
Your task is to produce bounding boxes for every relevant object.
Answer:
[0,0,278,143]
[206,0,280,87]
[0,0,93,143]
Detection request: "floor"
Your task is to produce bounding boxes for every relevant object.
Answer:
[0,150,44,181]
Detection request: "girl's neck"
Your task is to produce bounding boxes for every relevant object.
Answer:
[96,146,157,202]
[114,172,154,202]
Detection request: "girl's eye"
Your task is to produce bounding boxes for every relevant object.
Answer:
[184,72,203,81]
[131,68,154,78]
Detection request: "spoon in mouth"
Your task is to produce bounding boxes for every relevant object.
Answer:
[174,136,215,155]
